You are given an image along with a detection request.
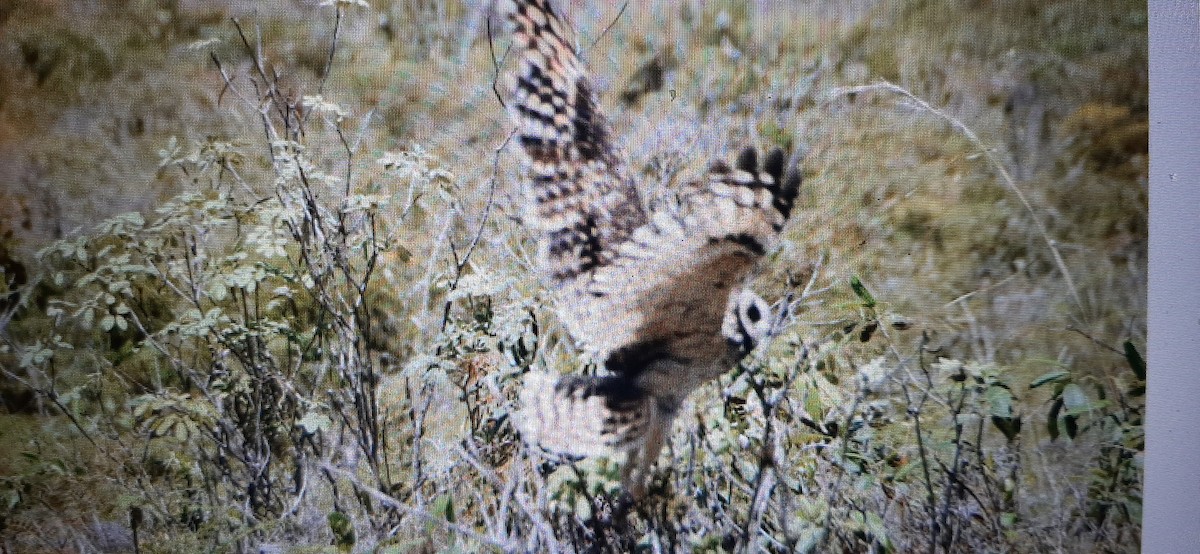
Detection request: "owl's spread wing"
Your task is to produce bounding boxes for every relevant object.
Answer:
[504,0,647,284]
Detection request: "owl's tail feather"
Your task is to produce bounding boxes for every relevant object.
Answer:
[516,372,655,458]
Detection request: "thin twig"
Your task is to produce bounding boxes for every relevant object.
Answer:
[590,2,630,50]
[488,17,510,110]
[941,270,1022,309]
[317,4,344,96]
[936,379,970,550]
[1066,325,1125,356]
[460,131,510,274]
[895,334,939,554]
[439,131,511,332]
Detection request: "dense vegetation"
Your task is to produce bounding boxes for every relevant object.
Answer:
[0,0,1146,552]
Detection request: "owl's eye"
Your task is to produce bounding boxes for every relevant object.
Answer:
[746,303,762,323]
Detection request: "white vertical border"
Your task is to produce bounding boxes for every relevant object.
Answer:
[1145,2,1200,551]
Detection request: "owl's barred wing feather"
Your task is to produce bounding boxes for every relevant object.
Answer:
[516,372,655,457]
[502,0,647,286]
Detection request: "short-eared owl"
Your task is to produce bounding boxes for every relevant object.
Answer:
[500,0,803,497]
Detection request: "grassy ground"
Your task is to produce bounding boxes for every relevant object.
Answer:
[0,0,1145,551]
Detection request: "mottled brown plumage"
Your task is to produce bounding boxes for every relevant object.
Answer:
[501,0,803,497]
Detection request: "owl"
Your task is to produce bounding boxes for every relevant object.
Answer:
[499,0,803,498]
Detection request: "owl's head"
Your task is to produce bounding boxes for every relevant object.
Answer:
[722,289,774,358]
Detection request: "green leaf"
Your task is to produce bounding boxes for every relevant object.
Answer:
[298,412,332,435]
[1061,383,1090,413]
[172,419,190,441]
[392,243,412,263]
[804,390,826,422]
[987,383,1020,440]
[864,511,889,545]
[859,321,879,342]
[433,494,456,524]
[1064,414,1079,439]
[991,415,1022,442]
[2,488,20,510]
[1029,370,1070,389]
[894,459,917,481]
[849,276,876,308]
[1124,341,1146,381]
[986,384,1015,419]
[208,282,228,302]
[1047,397,1063,441]
[328,511,355,552]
